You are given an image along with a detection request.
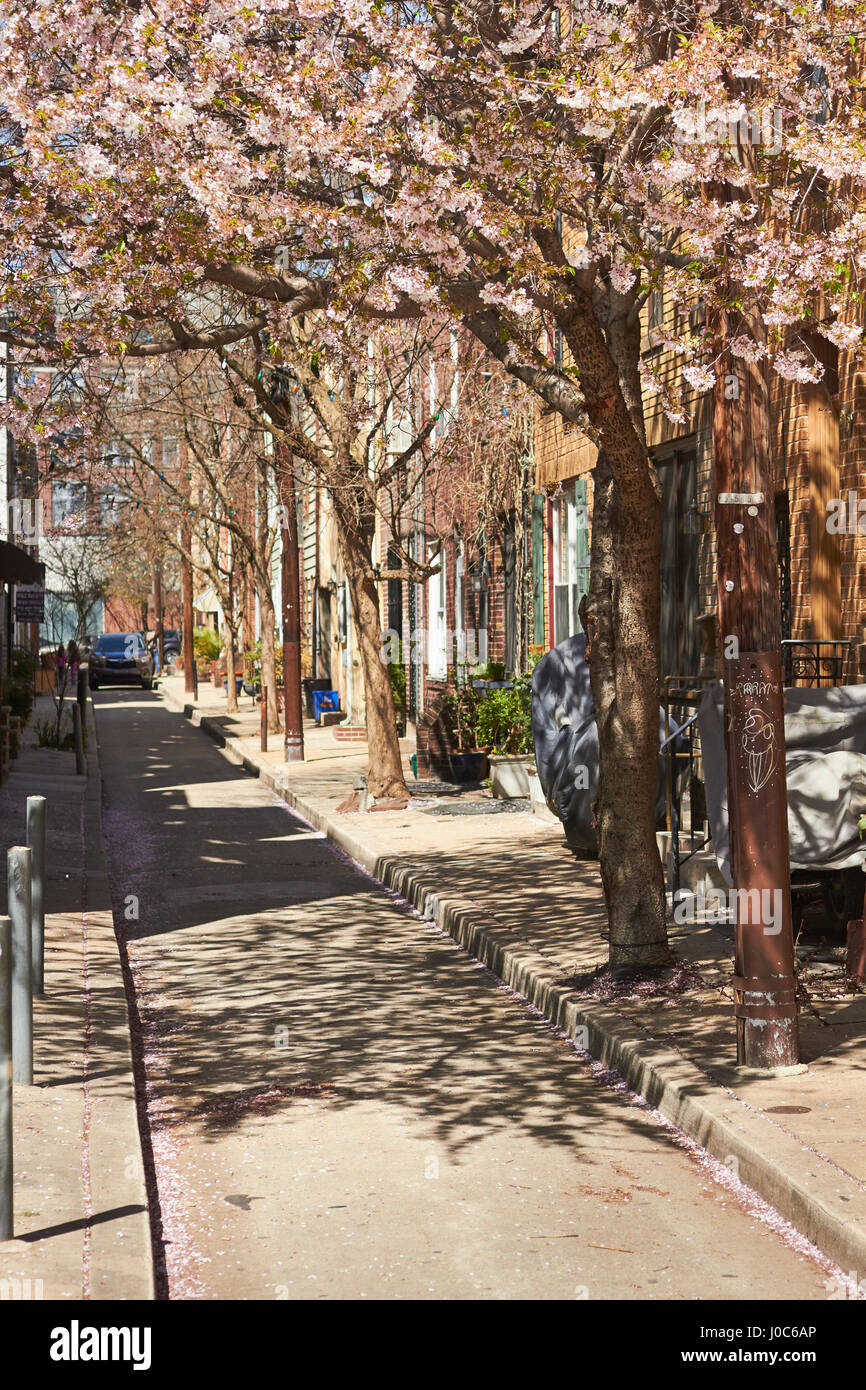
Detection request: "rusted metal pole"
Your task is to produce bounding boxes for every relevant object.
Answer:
[182,519,195,694]
[713,312,799,1070]
[261,686,268,753]
[279,447,304,763]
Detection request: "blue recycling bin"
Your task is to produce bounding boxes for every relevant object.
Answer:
[313,689,340,723]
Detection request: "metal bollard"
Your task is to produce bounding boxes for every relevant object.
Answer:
[0,915,12,1239]
[77,664,87,713]
[8,847,32,1085]
[261,686,268,753]
[26,797,46,996]
[72,702,84,775]
[192,661,198,700]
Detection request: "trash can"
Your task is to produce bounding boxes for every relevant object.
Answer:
[304,677,332,719]
[312,690,340,723]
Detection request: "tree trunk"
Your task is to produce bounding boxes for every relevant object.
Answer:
[258,586,281,733]
[254,461,281,732]
[559,285,669,974]
[583,450,669,973]
[153,560,165,670]
[224,622,239,713]
[342,525,408,800]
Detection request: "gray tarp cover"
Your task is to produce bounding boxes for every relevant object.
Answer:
[698,680,866,884]
[531,634,674,854]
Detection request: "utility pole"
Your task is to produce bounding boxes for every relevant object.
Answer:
[153,558,165,672]
[713,312,799,1070]
[278,446,304,762]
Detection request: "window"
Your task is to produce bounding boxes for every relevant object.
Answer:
[51,482,86,527]
[100,490,126,526]
[553,327,564,371]
[650,275,665,333]
[454,539,466,677]
[100,440,134,468]
[162,436,178,469]
[47,370,85,403]
[427,543,447,679]
[552,480,590,644]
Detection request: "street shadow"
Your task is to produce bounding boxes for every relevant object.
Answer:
[94,692,712,1172]
[95,689,866,1189]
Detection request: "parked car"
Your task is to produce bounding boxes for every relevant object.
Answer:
[147,628,181,659]
[89,633,155,690]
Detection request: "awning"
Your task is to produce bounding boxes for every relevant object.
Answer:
[0,540,45,585]
[193,586,220,612]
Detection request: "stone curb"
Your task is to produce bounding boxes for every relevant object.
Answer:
[163,685,866,1278]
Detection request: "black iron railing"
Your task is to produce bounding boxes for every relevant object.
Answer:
[661,674,718,896]
[781,639,851,688]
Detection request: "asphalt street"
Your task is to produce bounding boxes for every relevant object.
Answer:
[95,687,838,1300]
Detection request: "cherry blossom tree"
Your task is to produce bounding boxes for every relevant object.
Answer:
[220,316,530,800]
[3,0,865,966]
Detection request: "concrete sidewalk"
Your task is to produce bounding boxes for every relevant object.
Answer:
[0,691,152,1301]
[160,673,866,1282]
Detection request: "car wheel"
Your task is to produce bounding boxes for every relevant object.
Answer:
[141,677,152,691]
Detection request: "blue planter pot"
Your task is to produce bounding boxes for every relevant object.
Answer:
[449,750,489,782]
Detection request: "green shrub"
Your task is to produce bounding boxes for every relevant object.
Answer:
[469,660,506,682]
[3,681,34,727]
[388,662,407,713]
[474,681,533,755]
[439,683,482,750]
[388,663,407,734]
[193,626,222,663]
[11,650,37,684]
[36,717,76,751]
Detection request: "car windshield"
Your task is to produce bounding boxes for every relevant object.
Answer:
[95,635,141,653]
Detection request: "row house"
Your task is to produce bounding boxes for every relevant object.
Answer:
[0,347,46,675]
[533,288,866,691]
[297,330,533,740]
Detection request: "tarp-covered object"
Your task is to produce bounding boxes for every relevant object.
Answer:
[699,680,866,885]
[531,634,674,854]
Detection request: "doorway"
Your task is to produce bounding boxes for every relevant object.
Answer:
[656,445,700,681]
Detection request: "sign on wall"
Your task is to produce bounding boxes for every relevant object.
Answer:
[15,584,45,623]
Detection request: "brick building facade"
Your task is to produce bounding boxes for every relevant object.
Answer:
[533,284,866,686]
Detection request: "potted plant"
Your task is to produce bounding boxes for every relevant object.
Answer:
[469,659,508,693]
[440,683,489,781]
[476,676,536,797]
[193,625,221,676]
[243,639,262,697]
[389,661,407,737]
